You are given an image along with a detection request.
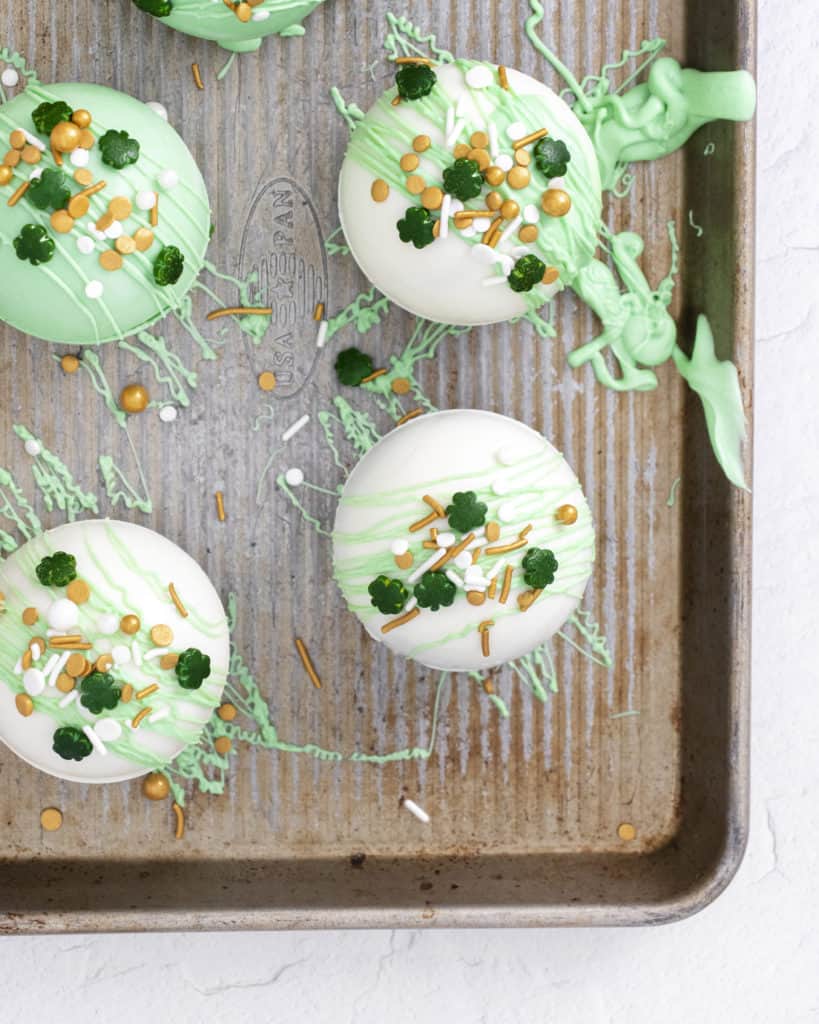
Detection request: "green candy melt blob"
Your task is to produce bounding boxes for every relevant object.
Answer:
[0,83,211,346]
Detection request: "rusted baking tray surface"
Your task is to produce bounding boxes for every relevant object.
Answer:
[0,0,753,930]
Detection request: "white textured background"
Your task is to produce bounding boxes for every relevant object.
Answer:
[2,1,817,1020]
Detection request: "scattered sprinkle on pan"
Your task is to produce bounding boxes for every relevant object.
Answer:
[191,63,204,90]
[360,368,387,384]
[215,490,226,522]
[401,797,430,824]
[395,408,424,427]
[313,301,324,321]
[294,637,322,689]
[172,801,185,840]
[206,305,273,321]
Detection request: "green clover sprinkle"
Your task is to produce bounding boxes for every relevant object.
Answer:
[27,167,70,212]
[31,100,73,135]
[446,491,488,534]
[335,347,375,387]
[153,245,185,286]
[521,547,559,589]
[52,726,93,762]
[35,551,77,587]
[79,672,122,715]
[13,224,55,267]
[132,0,174,14]
[414,571,456,612]
[368,575,409,615]
[176,648,212,690]
[442,158,483,202]
[395,63,437,101]
[508,254,546,293]
[397,206,436,249]
[98,128,140,169]
[533,137,571,179]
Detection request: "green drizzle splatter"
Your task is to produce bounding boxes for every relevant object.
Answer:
[13,425,98,521]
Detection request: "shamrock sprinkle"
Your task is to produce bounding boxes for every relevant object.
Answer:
[508,254,546,293]
[153,245,184,286]
[13,224,55,266]
[27,167,70,212]
[35,551,77,587]
[521,546,559,589]
[368,575,409,615]
[446,491,488,534]
[31,100,73,135]
[98,128,140,169]
[414,571,456,611]
[52,726,93,762]
[335,347,374,387]
[395,63,437,101]
[534,137,571,179]
[175,647,211,690]
[79,672,122,714]
[397,206,436,249]
[442,158,484,202]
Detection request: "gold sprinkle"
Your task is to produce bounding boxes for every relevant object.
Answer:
[95,653,114,673]
[206,306,273,321]
[150,194,158,227]
[484,166,505,187]
[618,822,637,841]
[395,408,424,426]
[394,550,414,570]
[0,165,12,186]
[95,211,114,232]
[56,674,74,694]
[409,511,439,533]
[487,576,498,600]
[22,607,38,626]
[422,540,438,549]
[215,490,226,522]
[120,614,141,635]
[483,678,494,695]
[7,180,30,207]
[50,640,92,651]
[499,565,513,604]
[115,234,137,255]
[214,736,232,755]
[391,96,402,107]
[136,683,159,701]
[66,579,90,604]
[413,134,431,152]
[421,186,443,211]
[40,808,63,832]
[391,377,411,395]
[143,772,170,800]
[51,209,74,234]
[108,195,132,221]
[514,148,531,167]
[484,538,528,556]
[15,693,33,717]
[452,209,492,223]
[485,522,500,543]
[360,368,387,384]
[78,129,95,149]
[486,190,503,211]
[381,607,421,634]
[133,226,154,252]
[394,56,435,65]
[3,149,21,167]
[172,801,185,840]
[73,168,93,186]
[467,147,490,171]
[121,684,134,704]
[405,174,425,195]
[150,624,173,647]
[519,224,539,244]
[517,588,543,612]
[60,354,80,374]
[512,128,549,151]
[482,215,503,245]
[453,142,470,159]
[168,582,189,618]
[543,266,560,285]
[467,590,486,606]
[9,130,25,150]
[217,703,237,722]
[76,179,107,200]
[258,370,277,392]
[556,503,578,525]
[65,652,88,678]
[71,109,92,129]
[500,199,520,220]
[20,145,41,165]
[506,166,531,190]
[159,653,179,670]
[131,707,152,729]
[542,188,571,218]
[192,62,204,90]
[519,524,533,539]
[67,194,89,219]
[99,249,123,273]
[313,301,324,321]
[295,637,322,689]
[478,619,494,658]
[498,65,510,90]
[470,130,489,149]
[423,494,445,517]
[428,531,475,573]
[399,152,419,172]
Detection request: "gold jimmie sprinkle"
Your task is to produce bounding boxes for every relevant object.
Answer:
[394,56,435,65]
[131,706,152,729]
[381,607,421,634]
[295,637,322,689]
[191,63,204,90]
[313,301,324,321]
[396,408,424,427]
[498,66,510,90]
[7,180,29,207]
[168,582,188,618]
[150,192,158,227]
[478,620,494,658]
[172,802,185,840]
[206,306,273,321]
[512,128,549,151]
[215,490,226,522]
[360,368,387,384]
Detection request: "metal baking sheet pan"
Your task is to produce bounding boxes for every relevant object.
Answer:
[0,0,753,930]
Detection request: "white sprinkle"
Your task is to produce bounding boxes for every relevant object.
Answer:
[464,566,488,587]
[459,224,476,238]
[24,438,41,457]
[445,118,466,149]
[408,550,444,585]
[445,569,464,589]
[1,68,20,88]
[144,647,169,662]
[96,613,118,636]
[483,275,509,288]
[455,93,471,119]
[507,121,526,140]
[29,641,43,661]
[438,192,451,240]
[59,690,78,709]
[402,797,430,824]
[486,558,507,581]
[390,539,409,556]
[449,198,464,215]
[159,405,178,423]
[23,131,45,151]
[436,532,455,549]
[489,122,499,160]
[47,599,79,632]
[28,167,42,180]
[131,640,143,667]
[473,218,492,233]
[282,414,310,442]
[454,551,472,571]
[472,242,498,263]
[146,101,169,120]
[76,235,95,255]
[83,725,107,756]
[13,657,23,676]
[23,669,45,697]
[149,706,170,723]
[251,8,270,18]
[499,216,523,247]
[492,476,512,495]
[85,281,104,300]
[523,203,540,225]
[404,596,418,614]
[94,718,122,742]
[465,64,494,89]
[284,467,304,487]
[158,168,179,189]
[496,154,514,172]
[69,147,89,168]
[496,445,521,466]
[445,105,454,138]
[315,320,328,349]
[498,502,518,523]
[48,651,70,688]
[104,221,123,240]
[136,189,157,210]
[111,644,131,666]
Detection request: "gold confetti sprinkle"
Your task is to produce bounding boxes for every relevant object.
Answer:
[400,152,419,172]
[258,370,277,392]
[214,736,232,755]
[556,503,578,525]
[618,823,637,841]
[15,693,33,717]
[159,653,179,670]
[150,624,173,647]
[40,808,63,832]
[66,579,90,604]
[217,703,237,722]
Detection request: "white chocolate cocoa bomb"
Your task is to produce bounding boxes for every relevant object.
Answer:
[332,410,595,671]
[0,520,229,784]
[338,60,602,326]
